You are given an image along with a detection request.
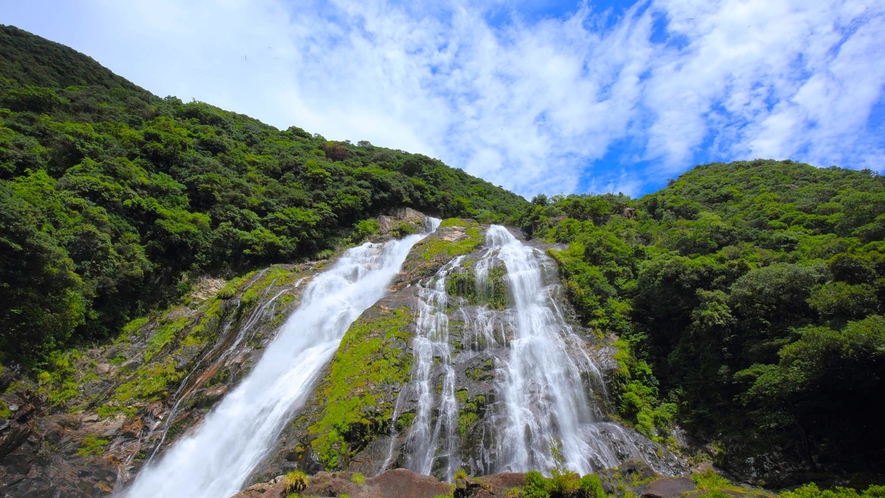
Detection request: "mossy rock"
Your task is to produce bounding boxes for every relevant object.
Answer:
[306,305,416,470]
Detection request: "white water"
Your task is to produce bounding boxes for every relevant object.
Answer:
[123,223,436,498]
[485,225,635,475]
[403,257,462,480]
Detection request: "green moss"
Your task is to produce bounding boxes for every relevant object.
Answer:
[103,356,185,415]
[0,399,10,418]
[283,470,309,492]
[396,411,416,430]
[145,315,191,362]
[120,316,149,340]
[37,350,80,407]
[78,435,110,457]
[419,220,484,261]
[308,307,414,469]
[439,219,470,228]
[524,470,549,498]
[778,483,885,498]
[579,474,606,498]
[446,263,508,309]
[392,221,418,238]
[456,392,488,436]
[241,266,299,306]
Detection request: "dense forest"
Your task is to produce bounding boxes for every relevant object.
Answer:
[519,160,885,481]
[0,25,527,363]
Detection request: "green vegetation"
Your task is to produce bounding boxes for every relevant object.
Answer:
[419,219,485,262]
[524,470,550,498]
[77,434,110,457]
[30,264,306,419]
[778,483,885,498]
[579,475,605,498]
[0,25,527,364]
[351,473,365,484]
[523,159,885,478]
[307,306,414,468]
[447,263,508,309]
[283,470,309,493]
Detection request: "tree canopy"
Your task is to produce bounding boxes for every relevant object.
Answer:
[522,159,885,479]
[0,25,527,362]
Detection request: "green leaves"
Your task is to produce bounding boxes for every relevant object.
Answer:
[527,159,885,473]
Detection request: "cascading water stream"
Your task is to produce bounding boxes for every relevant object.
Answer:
[484,225,653,475]
[403,257,463,480]
[122,220,438,498]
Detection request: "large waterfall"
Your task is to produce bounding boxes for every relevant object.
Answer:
[123,222,437,498]
[393,224,668,479]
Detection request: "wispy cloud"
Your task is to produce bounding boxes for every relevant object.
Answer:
[4,0,884,197]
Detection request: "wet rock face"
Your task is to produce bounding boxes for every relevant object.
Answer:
[0,264,319,497]
[255,219,666,484]
[251,219,490,482]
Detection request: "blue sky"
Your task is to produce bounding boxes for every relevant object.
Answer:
[4,0,885,198]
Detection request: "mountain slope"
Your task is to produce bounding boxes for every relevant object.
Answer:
[0,25,529,362]
[520,159,885,484]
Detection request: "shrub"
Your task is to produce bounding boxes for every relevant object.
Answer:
[351,473,365,484]
[352,219,380,242]
[692,469,730,490]
[391,221,417,238]
[283,470,309,492]
[579,474,606,498]
[454,468,469,480]
[524,470,550,498]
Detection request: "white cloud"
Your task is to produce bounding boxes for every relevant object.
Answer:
[3,0,884,196]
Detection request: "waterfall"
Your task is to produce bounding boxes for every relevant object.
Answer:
[122,221,438,498]
[485,225,647,475]
[402,256,463,480]
[393,224,671,481]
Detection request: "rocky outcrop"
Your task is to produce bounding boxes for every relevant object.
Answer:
[232,460,770,498]
[0,264,319,497]
[0,209,442,497]
[231,469,453,498]
[249,219,642,483]
[252,219,489,481]
[641,477,697,498]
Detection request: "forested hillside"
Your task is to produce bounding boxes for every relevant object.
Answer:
[2,23,884,491]
[521,160,885,482]
[0,25,527,363]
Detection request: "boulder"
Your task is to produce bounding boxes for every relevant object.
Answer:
[642,477,698,498]
[366,468,453,498]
